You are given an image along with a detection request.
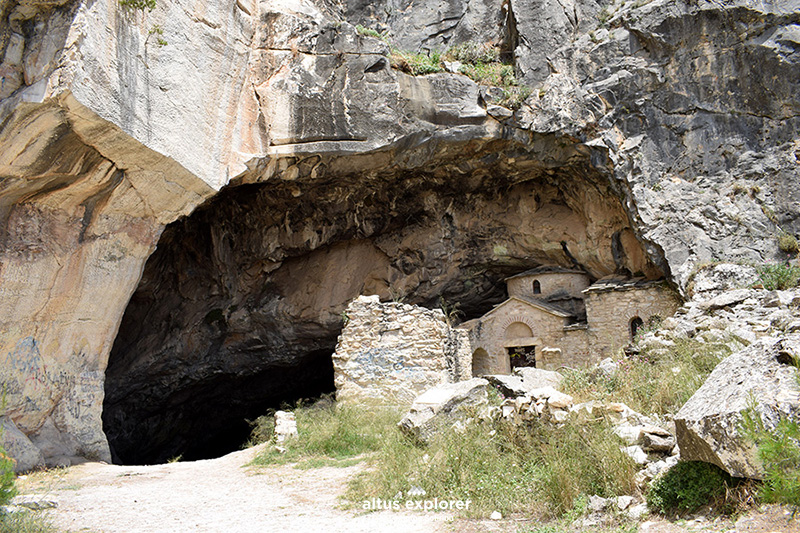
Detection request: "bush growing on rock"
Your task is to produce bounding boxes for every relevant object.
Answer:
[756,262,800,290]
[778,232,800,256]
[741,372,800,510]
[646,461,737,516]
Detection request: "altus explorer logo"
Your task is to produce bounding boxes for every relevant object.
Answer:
[361,486,472,511]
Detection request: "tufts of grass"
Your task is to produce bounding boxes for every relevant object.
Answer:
[561,338,730,416]
[0,511,57,533]
[250,396,636,518]
[778,232,800,256]
[355,25,384,40]
[444,42,500,64]
[249,398,399,466]
[385,39,532,109]
[118,0,156,11]
[348,414,637,518]
[389,50,445,75]
[756,262,800,290]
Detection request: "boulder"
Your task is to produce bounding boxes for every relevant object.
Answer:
[484,375,529,398]
[512,367,564,390]
[487,368,564,399]
[699,289,753,312]
[641,432,675,454]
[675,335,800,479]
[0,417,44,473]
[398,378,488,444]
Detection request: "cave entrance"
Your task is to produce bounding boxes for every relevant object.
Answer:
[102,137,665,465]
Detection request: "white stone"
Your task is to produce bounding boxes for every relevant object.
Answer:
[616,495,635,510]
[588,495,608,512]
[274,411,298,443]
[627,503,649,519]
[546,390,573,409]
[622,445,648,465]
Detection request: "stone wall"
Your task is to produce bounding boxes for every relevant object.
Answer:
[585,283,682,359]
[507,272,591,301]
[333,296,471,404]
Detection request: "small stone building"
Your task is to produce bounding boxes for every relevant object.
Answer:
[461,267,680,374]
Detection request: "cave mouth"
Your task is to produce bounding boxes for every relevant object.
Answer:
[103,349,336,465]
[103,136,664,465]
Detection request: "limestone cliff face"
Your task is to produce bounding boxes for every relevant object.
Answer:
[0,0,798,466]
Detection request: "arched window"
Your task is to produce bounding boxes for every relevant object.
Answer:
[533,280,541,295]
[630,316,644,339]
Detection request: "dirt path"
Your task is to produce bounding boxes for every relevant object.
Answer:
[16,446,800,533]
[18,445,459,533]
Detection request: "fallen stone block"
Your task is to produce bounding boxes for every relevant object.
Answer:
[398,378,488,444]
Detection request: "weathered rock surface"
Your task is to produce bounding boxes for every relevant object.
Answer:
[398,378,488,444]
[675,335,800,479]
[485,367,564,397]
[1,0,798,469]
[0,417,44,473]
[512,367,564,390]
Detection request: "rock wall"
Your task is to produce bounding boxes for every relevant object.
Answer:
[333,295,471,404]
[0,0,798,467]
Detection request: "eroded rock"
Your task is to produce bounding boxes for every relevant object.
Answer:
[675,335,800,479]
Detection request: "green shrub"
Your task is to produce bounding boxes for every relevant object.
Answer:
[355,25,384,40]
[756,262,800,290]
[741,373,800,510]
[389,50,444,75]
[778,232,800,256]
[646,461,734,515]
[119,0,156,11]
[0,445,15,508]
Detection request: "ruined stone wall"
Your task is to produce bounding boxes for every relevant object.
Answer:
[333,296,470,404]
[585,285,682,358]
[506,273,591,300]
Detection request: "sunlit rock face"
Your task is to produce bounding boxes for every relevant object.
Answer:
[104,130,663,464]
[2,0,798,466]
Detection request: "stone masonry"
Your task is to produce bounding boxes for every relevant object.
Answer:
[333,295,472,404]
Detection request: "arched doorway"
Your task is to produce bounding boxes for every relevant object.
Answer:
[505,321,536,369]
[630,316,644,339]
